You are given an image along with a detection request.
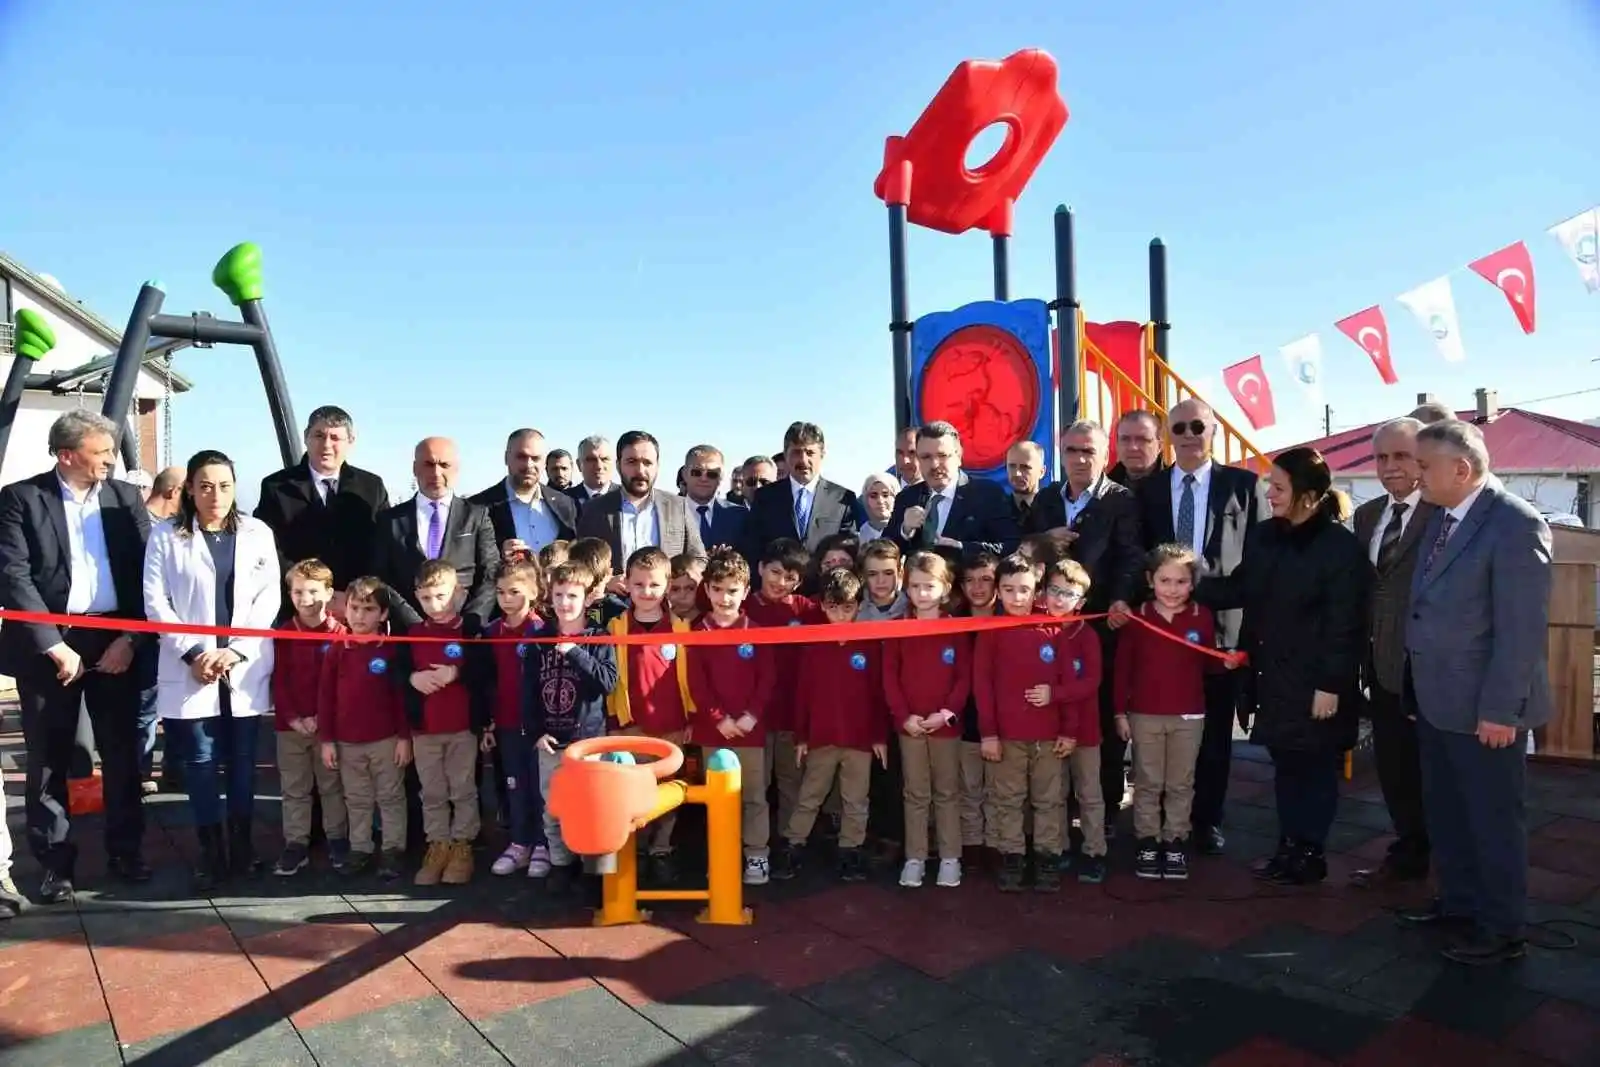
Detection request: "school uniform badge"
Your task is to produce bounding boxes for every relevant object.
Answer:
[1039,644,1056,663]
[1072,658,1082,676]
[941,646,956,665]
[516,643,528,658]
[1185,631,1201,644]
[849,652,868,671]
[661,644,678,662]
[737,643,755,660]
[368,656,387,675]
[444,642,463,659]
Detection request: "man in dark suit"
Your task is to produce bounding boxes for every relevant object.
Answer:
[468,428,577,561]
[1350,417,1437,888]
[681,444,747,551]
[1107,409,1168,488]
[1398,420,1551,965]
[1025,420,1143,820]
[254,405,391,606]
[1126,398,1269,855]
[575,430,705,577]
[0,411,153,900]
[887,422,1020,561]
[370,437,498,632]
[745,422,858,562]
[1004,441,1048,528]
[564,434,618,510]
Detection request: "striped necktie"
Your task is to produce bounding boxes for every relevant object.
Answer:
[1376,502,1409,569]
[1420,513,1457,576]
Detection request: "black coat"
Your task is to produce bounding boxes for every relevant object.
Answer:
[1198,511,1369,752]
[254,459,390,590]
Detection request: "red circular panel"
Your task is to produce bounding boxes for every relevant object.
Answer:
[918,324,1041,470]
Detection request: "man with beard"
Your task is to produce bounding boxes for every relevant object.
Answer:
[576,430,704,578]
[470,428,577,561]
[1004,441,1047,527]
[545,448,575,491]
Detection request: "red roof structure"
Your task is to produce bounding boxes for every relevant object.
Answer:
[1275,403,1600,476]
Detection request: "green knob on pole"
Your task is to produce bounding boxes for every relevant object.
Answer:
[212,242,264,306]
[12,308,56,362]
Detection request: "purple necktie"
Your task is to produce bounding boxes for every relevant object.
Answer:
[426,501,444,559]
[1421,513,1456,576]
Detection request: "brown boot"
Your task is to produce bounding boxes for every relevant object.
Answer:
[414,841,450,886]
[441,840,474,885]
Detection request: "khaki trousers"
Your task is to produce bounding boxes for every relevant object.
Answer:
[899,735,962,861]
[1062,745,1107,857]
[338,738,406,855]
[985,741,1065,855]
[413,731,482,844]
[730,746,771,857]
[959,741,986,848]
[769,731,803,833]
[785,746,870,848]
[277,729,348,846]
[1129,715,1206,842]
[536,747,573,866]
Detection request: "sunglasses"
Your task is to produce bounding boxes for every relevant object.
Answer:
[1170,420,1208,437]
[744,476,773,488]
[689,467,721,479]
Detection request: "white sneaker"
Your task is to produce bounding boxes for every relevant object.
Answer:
[899,858,926,888]
[743,855,770,885]
[491,843,531,876]
[935,857,963,888]
[526,845,552,878]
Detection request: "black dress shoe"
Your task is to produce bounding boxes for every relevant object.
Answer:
[1395,899,1474,930]
[1350,861,1427,889]
[1197,826,1225,856]
[38,871,74,904]
[1442,930,1527,966]
[108,855,153,883]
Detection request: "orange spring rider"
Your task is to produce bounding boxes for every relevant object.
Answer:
[545,736,751,927]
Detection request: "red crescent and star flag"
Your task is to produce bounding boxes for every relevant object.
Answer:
[1334,306,1398,385]
[1222,354,1277,430]
[1468,240,1537,334]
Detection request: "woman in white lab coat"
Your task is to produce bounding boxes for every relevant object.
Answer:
[144,450,282,890]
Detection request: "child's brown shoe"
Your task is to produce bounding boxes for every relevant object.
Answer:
[442,840,475,885]
[414,841,450,886]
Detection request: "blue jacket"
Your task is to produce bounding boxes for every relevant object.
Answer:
[522,623,617,744]
[686,497,748,552]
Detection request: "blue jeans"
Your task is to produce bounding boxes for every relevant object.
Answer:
[498,729,546,849]
[172,696,259,827]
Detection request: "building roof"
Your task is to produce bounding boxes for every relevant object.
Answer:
[1276,407,1600,476]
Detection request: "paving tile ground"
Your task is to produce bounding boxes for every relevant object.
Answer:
[0,715,1597,1066]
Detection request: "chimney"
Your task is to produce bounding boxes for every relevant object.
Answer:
[1416,392,1437,405]
[1475,387,1499,421]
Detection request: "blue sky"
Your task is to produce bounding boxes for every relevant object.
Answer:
[2,0,1598,501]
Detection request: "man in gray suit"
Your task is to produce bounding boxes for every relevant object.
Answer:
[1350,417,1438,888]
[575,429,705,580]
[1398,419,1551,965]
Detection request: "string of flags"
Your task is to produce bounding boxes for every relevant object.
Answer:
[1220,206,1599,432]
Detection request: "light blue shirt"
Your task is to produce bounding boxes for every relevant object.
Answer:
[620,494,660,561]
[505,479,559,551]
[58,475,118,614]
[1063,477,1101,526]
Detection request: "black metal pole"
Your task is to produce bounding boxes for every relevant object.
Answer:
[0,279,20,466]
[238,299,299,467]
[1052,205,1080,441]
[102,283,166,472]
[888,202,913,433]
[1149,238,1170,365]
[149,313,263,347]
[992,234,1010,301]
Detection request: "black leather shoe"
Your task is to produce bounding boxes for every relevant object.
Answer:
[1396,899,1474,931]
[1197,826,1225,856]
[37,871,74,904]
[107,855,153,883]
[1350,860,1428,889]
[1442,930,1527,966]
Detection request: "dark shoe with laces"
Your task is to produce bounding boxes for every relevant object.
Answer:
[38,870,74,905]
[1135,838,1162,880]
[1077,855,1107,884]
[997,852,1027,893]
[1267,843,1327,886]
[1032,853,1062,892]
[838,847,868,882]
[1252,837,1293,882]
[377,848,405,881]
[770,842,801,881]
[273,843,311,877]
[1163,839,1190,881]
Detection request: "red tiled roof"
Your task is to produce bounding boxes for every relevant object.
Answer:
[1274,408,1600,475]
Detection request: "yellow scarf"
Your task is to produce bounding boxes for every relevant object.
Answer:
[606,614,696,727]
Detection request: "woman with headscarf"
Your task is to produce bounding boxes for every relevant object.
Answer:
[859,472,899,542]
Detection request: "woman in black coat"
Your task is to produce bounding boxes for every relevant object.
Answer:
[1197,447,1370,885]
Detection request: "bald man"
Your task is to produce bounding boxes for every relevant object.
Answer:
[369,436,499,633]
[144,467,185,521]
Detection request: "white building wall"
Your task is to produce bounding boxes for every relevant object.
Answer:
[1337,473,1589,522]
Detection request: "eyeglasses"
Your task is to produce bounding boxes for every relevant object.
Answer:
[1045,586,1086,600]
[1170,420,1208,437]
[689,467,721,479]
[744,476,773,488]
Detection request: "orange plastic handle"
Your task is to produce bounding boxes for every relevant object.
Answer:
[564,736,684,780]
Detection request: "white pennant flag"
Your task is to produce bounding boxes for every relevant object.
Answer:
[1548,207,1600,294]
[1396,275,1466,363]
[1278,334,1323,406]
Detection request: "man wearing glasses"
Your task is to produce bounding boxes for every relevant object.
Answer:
[1122,398,1269,857]
[682,445,747,551]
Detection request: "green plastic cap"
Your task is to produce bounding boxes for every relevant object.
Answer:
[212,242,264,305]
[12,308,55,363]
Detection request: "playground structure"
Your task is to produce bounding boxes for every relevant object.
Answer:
[876,49,1267,477]
[546,736,751,928]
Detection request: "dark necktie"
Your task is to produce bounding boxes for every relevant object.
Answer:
[923,494,944,548]
[1376,502,1409,569]
[320,478,336,504]
[1175,474,1197,547]
[697,504,712,546]
[1421,513,1457,576]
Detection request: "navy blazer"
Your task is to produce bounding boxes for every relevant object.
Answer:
[686,497,748,553]
[886,476,1020,560]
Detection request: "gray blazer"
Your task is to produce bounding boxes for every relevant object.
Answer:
[1352,494,1439,696]
[575,487,706,573]
[1404,479,1553,735]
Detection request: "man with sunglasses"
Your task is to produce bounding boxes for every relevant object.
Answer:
[1123,398,1270,856]
[740,455,777,500]
[683,445,747,550]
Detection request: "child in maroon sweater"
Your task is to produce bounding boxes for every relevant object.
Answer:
[317,577,410,880]
[270,560,349,876]
[773,569,888,883]
[479,560,549,880]
[744,538,819,836]
[687,548,777,885]
[885,551,971,890]
[1039,558,1107,884]
[974,553,1078,892]
[1113,544,1233,882]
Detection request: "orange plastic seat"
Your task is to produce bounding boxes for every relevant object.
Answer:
[546,737,685,856]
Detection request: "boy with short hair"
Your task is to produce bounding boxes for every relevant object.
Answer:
[955,552,999,857]
[271,559,351,876]
[568,537,627,629]
[687,547,776,884]
[407,560,484,886]
[537,540,570,576]
[318,577,410,880]
[480,560,550,879]
[856,540,908,622]
[743,537,819,833]
[772,569,888,882]
[526,561,617,894]
[607,547,696,883]
[1040,558,1108,883]
[668,552,707,624]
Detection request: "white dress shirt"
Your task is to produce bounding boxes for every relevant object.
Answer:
[1446,483,1487,531]
[620,494,660,560]
[308,460,340,503]
[415,493,454,553]
[1367,488,1422,564]
[1170,462,1213,557]
[505,479,559,551]
[59,476,119,614]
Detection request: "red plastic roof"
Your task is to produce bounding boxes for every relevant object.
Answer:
[1275,408,1600,475]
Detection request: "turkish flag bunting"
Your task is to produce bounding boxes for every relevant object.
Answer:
[1469,240,1537,334]
[1222,355,1277,430]
[1335,305,1399,385]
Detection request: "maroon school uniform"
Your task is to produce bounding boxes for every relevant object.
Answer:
[687,615,775,747]
[794,638,889,751]
[974,622,1074,742]
[270,615,344,730]
[742,592,820,733]
[617,613,688,736]
[882,621,972,739]
[317,640,410,744]
[1054,620,1103,746]
[408,617,474,734]
[483,614,542,731]
[1112,602,1218,717]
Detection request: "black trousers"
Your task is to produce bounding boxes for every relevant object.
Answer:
[1269,746,1342,848]
[15,626,145,876]
[1096,626,1128,816]
[1191,671,1239,831]
[1368,683,1429,870]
